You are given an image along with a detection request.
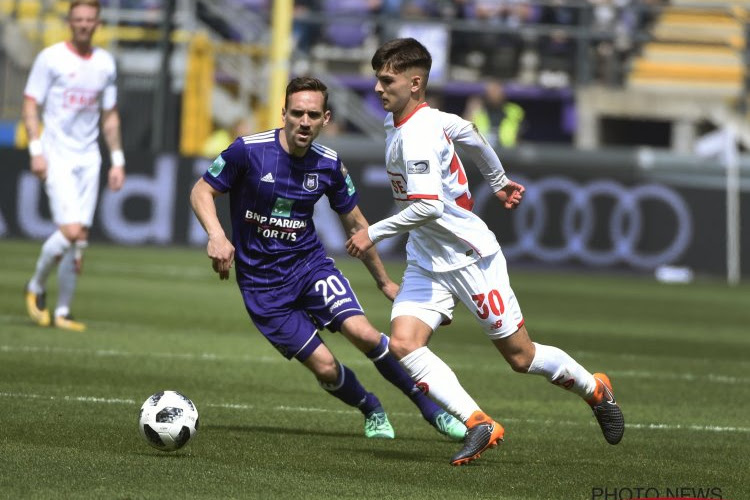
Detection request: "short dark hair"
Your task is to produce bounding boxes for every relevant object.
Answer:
[285,77,329,110]
[371,38,432,80]
[69,0,101,15]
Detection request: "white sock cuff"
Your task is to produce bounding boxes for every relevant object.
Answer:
[527,342,546,374]
[368,333,390,362]
[401,346,480,422]
[399,346,432,379]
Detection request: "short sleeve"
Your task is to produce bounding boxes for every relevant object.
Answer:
[326,161,359,214]
[202,137,247,192]
[101,52,118,110]
[24,49,52,105]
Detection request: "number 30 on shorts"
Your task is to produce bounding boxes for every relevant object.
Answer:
[471,289,505,320]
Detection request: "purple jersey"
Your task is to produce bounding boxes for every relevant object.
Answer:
[202,129,359,289]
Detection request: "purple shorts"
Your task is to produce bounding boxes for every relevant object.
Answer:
[240,259,364,361]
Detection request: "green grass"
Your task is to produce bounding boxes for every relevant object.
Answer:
[1,239,748,500]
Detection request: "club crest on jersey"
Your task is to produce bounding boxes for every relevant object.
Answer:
[407,160,430,174]
[303,173,319,192]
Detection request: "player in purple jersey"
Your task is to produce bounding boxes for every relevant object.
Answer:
[190,76,466,440]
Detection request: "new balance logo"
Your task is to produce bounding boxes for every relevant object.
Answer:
[261,172,275,183]
[552,374,575,390]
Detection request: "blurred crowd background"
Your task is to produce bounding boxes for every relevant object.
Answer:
[0,0,748,280]
[0,0,747,155]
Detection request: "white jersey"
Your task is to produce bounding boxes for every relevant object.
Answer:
[24,41,117,155]
[384,103,501,272]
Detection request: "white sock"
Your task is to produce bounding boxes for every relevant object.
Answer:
[527,342,597,399]
[55,245,78,318]
[400,346,481,422]
[29,230,71,294]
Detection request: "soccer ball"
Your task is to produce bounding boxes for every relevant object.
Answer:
[138,390,199,451]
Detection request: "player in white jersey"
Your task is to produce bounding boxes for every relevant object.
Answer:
[346,38,624,466]
[23,0,126,332]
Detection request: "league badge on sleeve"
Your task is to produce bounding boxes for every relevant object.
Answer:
[340,163,356,195]
[407,160,430,174]
[208,155,226,177]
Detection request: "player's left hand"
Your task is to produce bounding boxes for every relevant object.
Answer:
[346,229,373,259]
[495,179,525,209]
[108,166,125,191]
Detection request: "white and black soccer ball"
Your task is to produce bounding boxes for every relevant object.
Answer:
[138,390,199,452]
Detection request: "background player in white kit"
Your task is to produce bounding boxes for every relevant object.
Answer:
[23,0,126,332]
[346,38,624,466]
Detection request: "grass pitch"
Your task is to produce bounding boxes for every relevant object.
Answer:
[0,239,748,500]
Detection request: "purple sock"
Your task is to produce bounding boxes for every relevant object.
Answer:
[320,361,382,416]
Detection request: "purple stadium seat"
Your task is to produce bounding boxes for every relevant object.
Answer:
[322,0,372,48]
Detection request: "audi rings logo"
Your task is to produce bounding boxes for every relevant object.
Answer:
[473,176,693,269]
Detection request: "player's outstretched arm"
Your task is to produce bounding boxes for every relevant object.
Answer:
[442,111,524,208]
[340,206,399,301]
[190,178,234,280]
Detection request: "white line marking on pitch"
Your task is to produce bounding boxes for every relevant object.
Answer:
[2,344,747,385]
[0,391,747,434]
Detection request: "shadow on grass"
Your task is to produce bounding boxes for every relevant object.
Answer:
[204,423,362,439]
[204,423,477,446]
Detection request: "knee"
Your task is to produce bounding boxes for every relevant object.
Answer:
[313,358,340,385]
[495,325,535,373]
[507,353,533,373]
[389,317,432,360]
[301,344,341,385]
[59,224,87,243]
[388,336,418,360]
[504,345,535,373]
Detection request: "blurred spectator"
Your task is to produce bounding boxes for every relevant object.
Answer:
[463,80,524,148]
[473,0,533,28]
[293,0,320,54]
[451,0,535,80]
[590,0,637,85]
[537,0,579,86]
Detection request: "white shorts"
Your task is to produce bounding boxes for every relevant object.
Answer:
[44,148,101,227]
[392,251,524,340]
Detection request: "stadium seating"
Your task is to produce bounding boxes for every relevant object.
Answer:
[627,3,747,95]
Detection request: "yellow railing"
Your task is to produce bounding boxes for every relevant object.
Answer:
[179,33,213,157]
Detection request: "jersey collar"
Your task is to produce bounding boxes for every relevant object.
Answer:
[65,41,94,59]
[394,102,428,128]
